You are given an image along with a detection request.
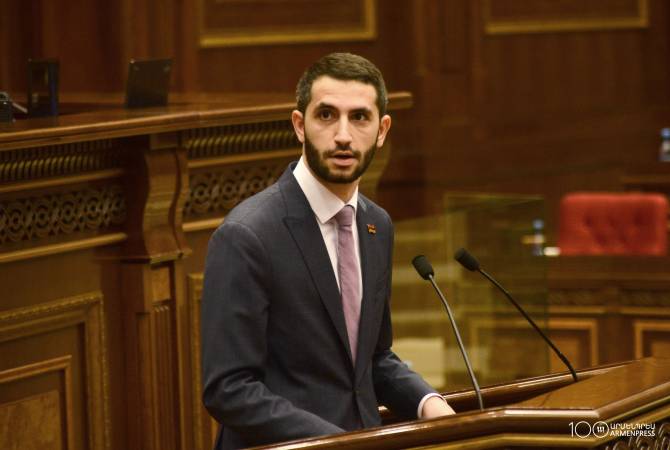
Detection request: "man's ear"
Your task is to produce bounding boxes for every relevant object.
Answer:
[291,110,305,144]
[376,114,392,148]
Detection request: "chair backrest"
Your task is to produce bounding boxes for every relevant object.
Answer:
[558,192,669,255]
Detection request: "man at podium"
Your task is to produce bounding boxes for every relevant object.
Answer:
[201,52,455,450]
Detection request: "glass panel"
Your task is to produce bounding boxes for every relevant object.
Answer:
[390,192,548,391]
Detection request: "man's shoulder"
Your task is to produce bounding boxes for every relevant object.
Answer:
[359,193,392,225]
[221,182,284,230]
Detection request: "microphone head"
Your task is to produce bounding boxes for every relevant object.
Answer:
[454,248,480,271]
[412,255,434,280]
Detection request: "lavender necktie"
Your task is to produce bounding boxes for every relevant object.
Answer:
[335,205,361,364]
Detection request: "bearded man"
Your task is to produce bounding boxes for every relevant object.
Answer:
[201,52,454,450]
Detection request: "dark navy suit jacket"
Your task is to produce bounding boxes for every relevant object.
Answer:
[201,163,436,449]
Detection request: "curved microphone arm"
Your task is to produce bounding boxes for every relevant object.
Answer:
[427,274,485,410]
[478,268,578,383]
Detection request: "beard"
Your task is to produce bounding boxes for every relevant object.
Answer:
[303,133,377,184]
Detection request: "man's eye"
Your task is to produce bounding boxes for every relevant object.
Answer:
[352,112,369,121]
[318,110,333,120]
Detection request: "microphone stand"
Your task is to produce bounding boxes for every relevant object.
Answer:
[427,274,484,410]
[478,268,578,382]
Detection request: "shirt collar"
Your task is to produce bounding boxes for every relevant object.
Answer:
[293,156,358,225]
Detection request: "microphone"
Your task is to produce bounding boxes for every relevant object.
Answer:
[454,248,578,382]
[411,255,484,410]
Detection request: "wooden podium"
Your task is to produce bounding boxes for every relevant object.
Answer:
[251,358,670,450]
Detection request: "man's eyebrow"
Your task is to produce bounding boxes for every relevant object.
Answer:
[314,102,335,110]
[312,103,373,114]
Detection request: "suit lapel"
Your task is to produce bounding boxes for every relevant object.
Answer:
[279,167,354,366]
[354,197,378,381]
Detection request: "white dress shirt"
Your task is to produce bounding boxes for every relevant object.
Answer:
[292,157,442,419]
[292,157,363,295]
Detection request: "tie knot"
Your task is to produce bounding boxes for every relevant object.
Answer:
[335,205,355,228]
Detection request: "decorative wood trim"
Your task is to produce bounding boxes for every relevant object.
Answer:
[0,184,127,246]
[187,149,300,170]
[198,0,376,48]
[483,0,648,35]
[182,120,299,161]
[622,307,670,317]
[184,161,290,220]
[183,217,223,233]
[0,292,110,450]
[548,305,608,315]
[548,289,607,307]
[621,290,670,308]
[0,169,126,195]
[0,356,75,450]
[0,232,127,264]
[0,139,122,183]
[187,273,215,450]
[152,301,179,447]
[634,320,670,359]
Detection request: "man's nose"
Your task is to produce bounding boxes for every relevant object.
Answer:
[334,117,353,148]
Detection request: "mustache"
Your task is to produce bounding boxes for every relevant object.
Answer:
[323,147,362,158]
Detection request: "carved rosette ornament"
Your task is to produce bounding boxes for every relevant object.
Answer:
[185,164,287,218]
[0,186,126,244]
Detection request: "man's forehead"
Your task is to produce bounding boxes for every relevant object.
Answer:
[308,76,378,111]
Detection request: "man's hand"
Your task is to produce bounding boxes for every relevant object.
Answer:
[421,396,456,419]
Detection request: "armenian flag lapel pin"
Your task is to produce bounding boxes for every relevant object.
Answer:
[367,224,377,234]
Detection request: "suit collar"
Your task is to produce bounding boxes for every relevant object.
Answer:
[279,164,354,367]
[279,163,379,377]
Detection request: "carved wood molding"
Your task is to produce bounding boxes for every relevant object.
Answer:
[0,291,110,450]
[0,184,126,246]
[0,139,123,183]
[152,301,179,447]
[184,161,291,220]
[621,290,670,308]
[549,289,607,307]
[183,120,299,161]
[187,273,216,450]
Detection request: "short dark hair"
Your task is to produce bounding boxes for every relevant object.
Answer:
[295,52,388,116]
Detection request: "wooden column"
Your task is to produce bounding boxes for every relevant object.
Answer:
[121,131,190,450]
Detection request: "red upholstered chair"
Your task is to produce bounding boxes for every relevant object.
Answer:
[558,192,669,256]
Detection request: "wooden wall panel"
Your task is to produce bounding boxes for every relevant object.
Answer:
[634,319,670,358]
[0,390,64,450]
[547,318,599,372]
[198,0,375,47]
[0,293,109,450]
[484,0,648,34]
[468,317,550,383]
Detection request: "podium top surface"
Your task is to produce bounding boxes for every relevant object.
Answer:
[250,358,670,449]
